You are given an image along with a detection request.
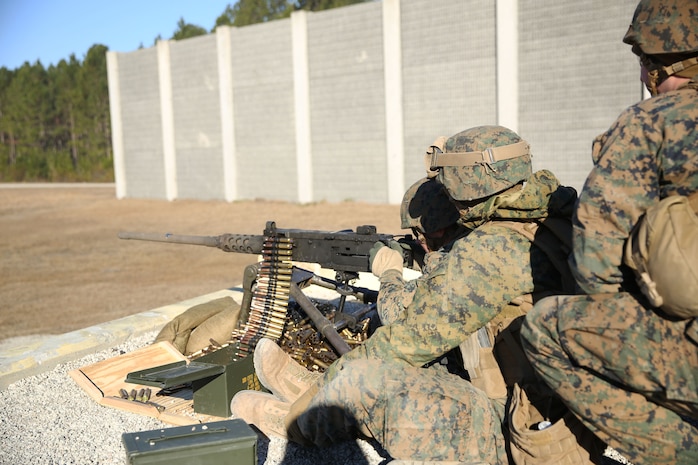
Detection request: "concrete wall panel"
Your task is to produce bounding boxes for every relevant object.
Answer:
[519,0,641,191]
[307,3,387,203]
[401,0,497,186]
[170,34,225,200]
[230,20,297,201]
[117,48,166,199]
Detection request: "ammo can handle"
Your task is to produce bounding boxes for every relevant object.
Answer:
[146,426,228,444]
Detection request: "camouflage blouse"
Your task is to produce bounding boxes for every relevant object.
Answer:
[325,170,576,378]
[571,78,698,295]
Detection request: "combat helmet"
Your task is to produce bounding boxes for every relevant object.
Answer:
[425,125,532,202]
[623,0,698,94]
[400,177,460,234]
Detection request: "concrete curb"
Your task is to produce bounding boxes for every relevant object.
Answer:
[0,287,244,390]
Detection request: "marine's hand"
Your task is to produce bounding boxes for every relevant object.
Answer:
[369,241,403,277]
[369,241,385,268]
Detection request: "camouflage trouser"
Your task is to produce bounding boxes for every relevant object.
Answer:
[291,359,508,464]
[520,292,698,465]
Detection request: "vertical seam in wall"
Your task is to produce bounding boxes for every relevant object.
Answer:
[217,26,237,202]
[383,0,405,205]
[292,11,313,204]
[107,52,126,199]
[157,40,177,200]
[496,0,519,133]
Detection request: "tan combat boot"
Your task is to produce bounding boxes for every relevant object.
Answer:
[230,390,290,439]
[253,337,322,403]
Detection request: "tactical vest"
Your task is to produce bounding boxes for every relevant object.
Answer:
[459,217,574,397]
[460,218,605,465]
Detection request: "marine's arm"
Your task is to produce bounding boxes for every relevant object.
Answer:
[325,226,535,378]
[375,269,410,325]
[376,251,447,325]
[571,105,663,294]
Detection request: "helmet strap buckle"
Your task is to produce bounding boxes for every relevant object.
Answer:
[646,69,660,96]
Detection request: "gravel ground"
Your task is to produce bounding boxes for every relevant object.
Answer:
[0,331,390,465]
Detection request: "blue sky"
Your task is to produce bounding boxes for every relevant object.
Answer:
[0,0,232,70]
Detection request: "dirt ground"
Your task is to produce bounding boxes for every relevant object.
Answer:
[0,185,401,343]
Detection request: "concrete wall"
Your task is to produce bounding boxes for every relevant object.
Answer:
[108,0,641,204]
[519,0,641,191]
[401,0,498,184]
[308,2,387,203]
[170,34,225,201]
[110,47,166,199]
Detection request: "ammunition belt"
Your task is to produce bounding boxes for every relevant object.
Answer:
[236,236,293,357]
[190,234,375,371]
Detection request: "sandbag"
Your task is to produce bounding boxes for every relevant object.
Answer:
[154,296,242,355]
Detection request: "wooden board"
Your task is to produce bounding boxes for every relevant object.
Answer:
[69,341,226,426]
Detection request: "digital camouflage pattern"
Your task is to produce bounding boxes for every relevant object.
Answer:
[571,79,698,294]
[622,0,698,55]
[520,52,698,465]
[436,126,533,202]
[290,169,577,462]
[521,294,698,464]
[376,252,446,325]
[383,175,467,325]
[623,0,698,95]
[294,359,506,463]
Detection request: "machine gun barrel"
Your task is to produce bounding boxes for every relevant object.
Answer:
[118,221,417,273]
[117,231,266,255]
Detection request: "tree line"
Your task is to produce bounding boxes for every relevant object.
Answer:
[0,0,368,182]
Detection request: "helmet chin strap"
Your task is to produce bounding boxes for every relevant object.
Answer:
[645,69,660,96]
[645,56,698,96]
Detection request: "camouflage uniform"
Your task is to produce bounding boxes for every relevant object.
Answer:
[378,176,463,326]
[290,139,577,463]
[377,250,446,325]
[520,2,698,463]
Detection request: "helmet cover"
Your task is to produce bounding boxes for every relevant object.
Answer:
[430,126,532,202]
[623,0,698,56]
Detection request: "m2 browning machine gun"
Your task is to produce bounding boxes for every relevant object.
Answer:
[118,221,420,357]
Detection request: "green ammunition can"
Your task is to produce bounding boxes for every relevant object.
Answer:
[126,343,263,418]
[122,419,257,465]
